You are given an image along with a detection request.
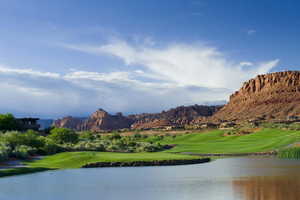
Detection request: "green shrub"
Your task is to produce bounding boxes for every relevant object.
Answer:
[48,128,78,144]
[12,145,37,159]
[0,142,11,161]
[0,130,44,149]
[109,133,122,140]
[278,147,300,159]
[72,141,105,151]
[137,142,163,152]
[40,138,61,155]
[0,113,19,131]
[133,133,142,139]
[106,144,119,151]
[79,131,95,140]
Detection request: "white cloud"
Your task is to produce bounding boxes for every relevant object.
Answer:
[0,65,60,78]
[0,39,279,118]
[239,62,253,66]
[247,29,256,35]
[64,39,278,90]
[0,65,229,118]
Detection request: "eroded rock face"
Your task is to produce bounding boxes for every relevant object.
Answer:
[54,109,133,131]
[129,105,222,129]
[53,116,86,130]
[80,109,134,132]
[54,105,222,131]
[211,71,300,122]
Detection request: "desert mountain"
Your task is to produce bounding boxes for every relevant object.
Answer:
[129,105,222,129]
[54,105,222,131]
[211,71,300,122]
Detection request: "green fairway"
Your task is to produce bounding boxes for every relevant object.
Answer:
[25,152,200,169]
[2,128,300,177]
[158,129,300,153]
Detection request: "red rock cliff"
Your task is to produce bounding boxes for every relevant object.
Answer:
[211,71,300,121]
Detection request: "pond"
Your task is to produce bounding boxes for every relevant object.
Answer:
[0,157,299,200]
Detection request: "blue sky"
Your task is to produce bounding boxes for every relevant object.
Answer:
[0,0,299,118]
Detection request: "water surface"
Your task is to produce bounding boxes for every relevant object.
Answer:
[0,157,299,200]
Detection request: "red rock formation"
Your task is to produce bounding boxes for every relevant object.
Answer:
[80,109,134,132]
[211,71,300,122]
[54,105,222,131]
[129,105,222,129]
[54,109,133,131]
[53,116,85,130]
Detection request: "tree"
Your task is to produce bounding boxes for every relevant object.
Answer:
[48,128,78,144]
[0,113,19,131]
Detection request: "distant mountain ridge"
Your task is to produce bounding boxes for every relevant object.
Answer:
[129,105,222,129]
[54,105,223,131]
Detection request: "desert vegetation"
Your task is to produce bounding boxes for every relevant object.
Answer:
[2,114,300,177]
[0,127,166,163]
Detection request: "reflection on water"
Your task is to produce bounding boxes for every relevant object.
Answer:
[233,176,300,200]
[0,157,300,200]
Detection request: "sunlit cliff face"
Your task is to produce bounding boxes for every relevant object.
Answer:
[233,175,300,200]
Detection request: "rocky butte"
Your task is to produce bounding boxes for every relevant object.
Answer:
[54,109,134,132]
[211,71,300,122]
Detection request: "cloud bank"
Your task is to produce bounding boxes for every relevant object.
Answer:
[0,39,279,118]
[64,39,278,90]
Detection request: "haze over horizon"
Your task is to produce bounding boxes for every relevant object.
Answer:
[1,0,299,118]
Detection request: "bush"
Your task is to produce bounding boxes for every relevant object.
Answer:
[12,145,37,159]
[1,130,44,149]
[79,131,95,140]
[73,141,105,151]
[137,142,164,152]
[48,128,78,144]
[278,147,300,159]
[109,133,122,140]
[0,142,11,162]
[133,133,142,139]
[106,144,120,151]
[40,138,61,155]
[0,113,19,131]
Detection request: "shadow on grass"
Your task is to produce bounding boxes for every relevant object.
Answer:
[0,167,54,178]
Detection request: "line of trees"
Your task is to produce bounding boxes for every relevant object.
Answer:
[0,113,19,131]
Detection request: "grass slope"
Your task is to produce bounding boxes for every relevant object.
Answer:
[25,152,200,169]
[0,167,51,177]
[157,129,300,153]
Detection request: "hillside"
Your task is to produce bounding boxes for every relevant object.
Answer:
[210,71,300,122]
[129,105,222,129]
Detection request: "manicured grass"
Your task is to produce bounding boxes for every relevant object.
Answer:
[278,147,300,159]
[156,128,300,153]
[0,167,51,177]
[25,152,200,169]
[3,128,300,177]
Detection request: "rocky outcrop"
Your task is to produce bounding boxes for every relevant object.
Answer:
[54,109,133,132]
[53,116,86,130]
[129,105,222,129]
[54,105,222,131]
[81,158,211,168]
[211,71,300,122]
[80,109,134,132]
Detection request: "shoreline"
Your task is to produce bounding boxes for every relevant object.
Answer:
[81,158,211,168]
[180,151,277,157]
